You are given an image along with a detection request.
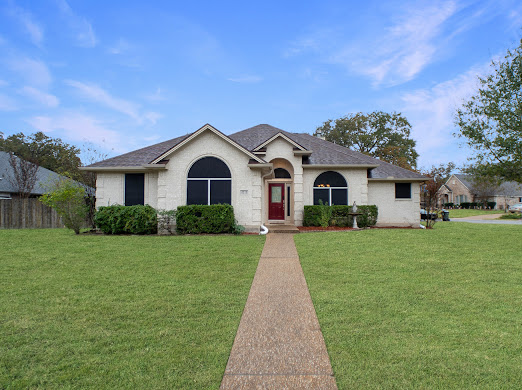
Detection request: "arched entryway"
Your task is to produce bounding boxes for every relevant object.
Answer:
[266,159,294,223]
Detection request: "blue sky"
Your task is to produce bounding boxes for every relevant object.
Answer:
[1,0,521,169]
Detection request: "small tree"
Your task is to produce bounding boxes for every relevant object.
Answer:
[468,175,497,208]
[7,152,39,228]
[40,179,89,234]
[421,163,456,227]
[7,152,39,198]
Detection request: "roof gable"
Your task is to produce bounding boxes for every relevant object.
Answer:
[150,124,265,164]
[252,132,308,152]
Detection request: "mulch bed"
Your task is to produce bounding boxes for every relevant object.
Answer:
[297,226,357,232]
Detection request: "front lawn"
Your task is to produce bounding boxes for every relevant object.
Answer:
[295,223,521,389]
[448,209,503,218]
[0,229,264,389]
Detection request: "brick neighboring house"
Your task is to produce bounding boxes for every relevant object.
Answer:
[438,174,522,209]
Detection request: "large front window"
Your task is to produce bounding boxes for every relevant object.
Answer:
[187,157,231,205]
[313,171,348,205]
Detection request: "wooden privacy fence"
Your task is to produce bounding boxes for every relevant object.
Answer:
[0,198,63,229]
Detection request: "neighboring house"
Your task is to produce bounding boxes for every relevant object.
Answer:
[0,151,93,199]
[83,124,427,230]
[438,174,522,209]
[0,151,63,199]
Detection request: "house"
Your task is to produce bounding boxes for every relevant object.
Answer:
[83,124,427,231]
[0,151,68,199]
[438,174,522,209]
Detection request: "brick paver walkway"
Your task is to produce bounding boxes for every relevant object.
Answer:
[220,233,337,389]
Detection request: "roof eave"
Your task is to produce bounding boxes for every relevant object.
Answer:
[368,177,427,182]
[247,163,273,169]
[302,164,379,169]
[80,165,167,172]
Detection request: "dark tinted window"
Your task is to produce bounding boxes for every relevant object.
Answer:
[125,173,144,206]
[187,180,208,205]
[395,183,412,199]
[313,189,329,205]
[188,157,231,178]
[210,180,231,204]
[274,168,291,178]
[314,171,347,187]
[332,189,348,205]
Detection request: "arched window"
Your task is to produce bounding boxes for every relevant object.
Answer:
[274,168,291,178]
[313,171,348,205]
[187,157,231,205]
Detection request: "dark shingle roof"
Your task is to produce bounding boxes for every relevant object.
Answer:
[454,174,522,196]
[0,151,93,195]
[88,134,190,167]
[86,123,427,179]
[230,124,425,179]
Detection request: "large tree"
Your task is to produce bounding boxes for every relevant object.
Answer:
[455,39,522,183]
[0,132,82,181]
[315,111,419,169]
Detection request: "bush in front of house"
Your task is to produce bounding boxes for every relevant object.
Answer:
[94,205,158,234]
[303,205,378,228]
[176,204,236,234]
[443,202,454,208]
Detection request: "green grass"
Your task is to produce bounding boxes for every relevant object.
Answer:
[448,209,502,218]
[295,224,522,389]
[0,229,264,389]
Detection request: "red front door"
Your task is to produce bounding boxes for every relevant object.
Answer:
[269,183,285,220]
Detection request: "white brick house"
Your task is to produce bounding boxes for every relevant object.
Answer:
[84,124,427,230]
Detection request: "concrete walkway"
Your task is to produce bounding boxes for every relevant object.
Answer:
[220,233,337,389]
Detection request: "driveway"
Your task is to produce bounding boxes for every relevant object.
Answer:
[450,214,522,225]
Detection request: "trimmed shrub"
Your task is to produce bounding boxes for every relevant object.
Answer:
[303,205,378,228]
[487,202,496,209]
[356,205,378,228]
[176,204,235,234]
[94,205,158,234]
[443,202,454,208]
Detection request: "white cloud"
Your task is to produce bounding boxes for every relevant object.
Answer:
[7,3,44,47]
[0,94,18,111]
[333,1,457,86]
[400,61,493,167]
[284,1,501,87]
[7,56,52,88]
[143,111,163,125]
[18,86,59,107]
[27,113,121,148]
[65,80,140,120]
[65,80,161,125]
[55,0,97,48]
[227,75,263,83]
